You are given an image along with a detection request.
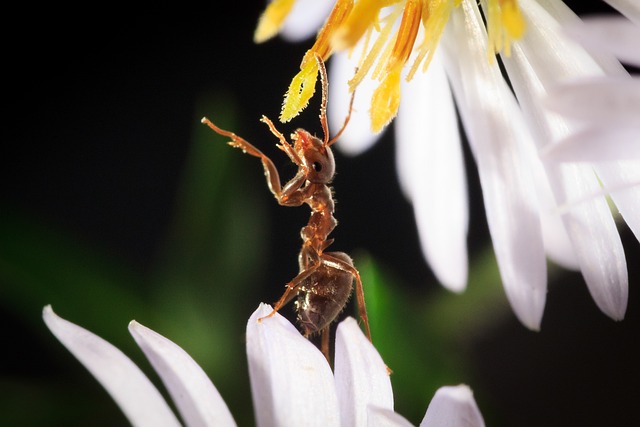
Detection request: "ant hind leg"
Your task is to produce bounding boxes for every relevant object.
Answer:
[321,252,372,342]
[258,264,320,322]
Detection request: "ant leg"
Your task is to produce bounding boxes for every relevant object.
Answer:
[260,115,304,167]
[202,117,284,198]
[258,264,320,322]
[321,253,372,342]
[320,327,331,363]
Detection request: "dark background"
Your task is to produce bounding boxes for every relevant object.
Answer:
[3,1,638,426]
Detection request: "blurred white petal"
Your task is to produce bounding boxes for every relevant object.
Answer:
[502,0,629,321]
[542,126,640,162]
[544,77,640,124]
[396,52,469,292]
[43,306,181,427]
[129,321,236,427]
[246,304,340,427]
[443,0,547,329]
[367,406,415,427]
[594,161,640,243]
[555,167,629,319]
[329,50,382,155]
[531,157,579,270]
[280,0,334,42]
[419,385,485,427]
[605,0,640,26]
[566,15,640,66]
[334,317,393,427]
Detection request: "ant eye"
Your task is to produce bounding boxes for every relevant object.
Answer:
[305,148,334,183]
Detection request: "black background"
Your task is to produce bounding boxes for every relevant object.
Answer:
[3,1,639,426]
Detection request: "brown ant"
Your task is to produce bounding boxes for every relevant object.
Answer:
[201,55,371,359]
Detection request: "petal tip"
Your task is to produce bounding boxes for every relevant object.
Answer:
[43,304,53,316]
[127,320,142,333]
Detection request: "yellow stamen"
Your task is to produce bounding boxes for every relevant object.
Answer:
[487,0,526,58]
[407,0,456,81]
[348,6,403,92]
[280,0,354,122]
[366,0,421,133]
[332,0,396,51]
[370,63,402,133]
[384,0,422,72]
[254,0,296,43]
[301,0,354,68]
[281,60,319,122]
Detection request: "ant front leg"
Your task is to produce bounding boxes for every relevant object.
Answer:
[201,117,285,198]
[202,117,308,207]
[260,115,304,168]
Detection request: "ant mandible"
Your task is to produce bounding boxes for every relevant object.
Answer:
[201,54,371,359]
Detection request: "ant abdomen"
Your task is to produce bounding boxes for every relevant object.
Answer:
[295,252,354,336]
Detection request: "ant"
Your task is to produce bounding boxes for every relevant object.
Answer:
[201,55,371,359]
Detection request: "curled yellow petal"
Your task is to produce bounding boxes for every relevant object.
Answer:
[370,64,402,133]
[280,59,319,122]
[254,0,296,43]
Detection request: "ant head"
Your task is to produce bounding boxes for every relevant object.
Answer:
[294,129,335,184]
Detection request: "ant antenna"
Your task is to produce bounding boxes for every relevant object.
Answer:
[314,53,356,148]
[327,88,355,147]
[314,53,331,147]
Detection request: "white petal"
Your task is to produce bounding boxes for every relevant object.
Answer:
[246,304,340,427]
[567,14,640,66]
[542,126,640,162]
[419,385,485,427]
[502,1,629,320]
[544,76,640,124]
[334,317,393,427]
[523,0,626,76]
[129,321,236,427]
[532,159,580,270]
[604,0,640,26]
[280,0,334,42]
[329,50,382,155]
[395,52,469,292]
[594,161,640,244]
[552,165,629,319]
[367,406,415,427]
[42,306,181,427]
[443,0,547,329]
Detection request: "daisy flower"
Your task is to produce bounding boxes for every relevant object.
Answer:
[43,304,485,427]
[254,0,640,330]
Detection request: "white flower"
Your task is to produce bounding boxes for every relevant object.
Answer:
[43,304,485,427]
[256,0,640,330]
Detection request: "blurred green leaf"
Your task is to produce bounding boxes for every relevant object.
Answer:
[0,210,151,346]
